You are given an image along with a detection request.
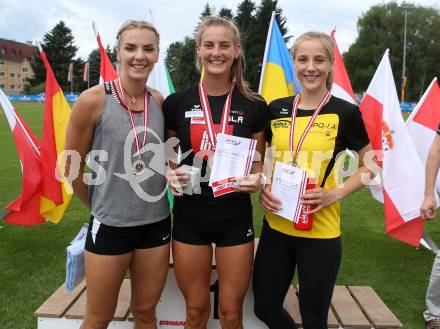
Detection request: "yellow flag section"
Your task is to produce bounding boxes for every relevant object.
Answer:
[39,49,72,223]
[258,11,301,104]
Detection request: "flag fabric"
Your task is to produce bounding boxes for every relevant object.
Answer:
[0,88,44,225]
[39,48,73,223]
[92,22,118,83]
[330,28,355,104]
[83,62,89,82]
[359,50,429,246]
[406,78,440,192]
[67,63,73,82]
[147,53,175,98]
[258,11,301,104]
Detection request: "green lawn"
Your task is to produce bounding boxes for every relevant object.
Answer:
[0,102,437,328]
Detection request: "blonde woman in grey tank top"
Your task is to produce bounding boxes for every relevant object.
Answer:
[65,20,170,329]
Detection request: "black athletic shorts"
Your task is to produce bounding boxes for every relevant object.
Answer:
[85,215,171,255]
[172,211,254,247]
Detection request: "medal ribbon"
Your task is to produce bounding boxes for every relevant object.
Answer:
[198,80,235,150]
[289,91,331,162]
[118,77,149,157]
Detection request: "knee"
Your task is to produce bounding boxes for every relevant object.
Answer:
[131,305,156,326]
[186,302,210,323]
[219,306,242,328]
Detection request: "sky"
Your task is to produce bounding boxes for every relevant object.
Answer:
[1,0,439,60]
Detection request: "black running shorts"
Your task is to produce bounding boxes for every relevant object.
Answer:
[85,216,171,255]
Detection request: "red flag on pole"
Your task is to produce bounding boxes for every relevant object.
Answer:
[67,62,73,82]
[359,50,432,246]
[330,28,356,104]
[92,22,118,83]
[0,88,44,225]
[406,78,440,192]
[83,62,89,82]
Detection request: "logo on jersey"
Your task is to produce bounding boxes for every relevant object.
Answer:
[272,119,290,129]
[280,108,289,115]
[229,109,244,124]
[190,123,234,160]
[312,122,337,130]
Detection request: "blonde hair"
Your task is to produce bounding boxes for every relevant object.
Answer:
[195,16,259,101]
[116,20,160,51]
[291,32,334,90]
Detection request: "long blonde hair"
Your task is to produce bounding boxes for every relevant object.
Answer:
[291,32,334,91]
[195,16,259,101]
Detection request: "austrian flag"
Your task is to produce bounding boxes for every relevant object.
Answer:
[359,50,429,246]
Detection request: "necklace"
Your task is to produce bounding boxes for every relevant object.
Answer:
[119,79,144,104]
[117,77,149,176]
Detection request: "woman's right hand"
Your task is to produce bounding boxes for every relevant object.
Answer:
[259,185,282,213]
[166,168,188,196]
[421,194,437,220]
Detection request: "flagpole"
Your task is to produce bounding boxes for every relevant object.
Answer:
[258,11,276,95]
[71,65,73,95]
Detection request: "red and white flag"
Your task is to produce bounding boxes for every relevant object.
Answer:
[406,78,440,192]
[330,28,355,104]
[92,22,118,83]
[0,88,44,225]
[67,62,73,82]
[83,62,89,82]
[359,50,430,246]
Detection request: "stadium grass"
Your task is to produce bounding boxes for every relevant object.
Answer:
[0,102,436,328]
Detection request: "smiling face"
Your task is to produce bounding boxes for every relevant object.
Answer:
[117,27,159,81]
[293,38,332,94]
[196,25,240,79]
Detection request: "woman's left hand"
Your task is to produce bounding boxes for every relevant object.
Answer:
[233,174,265,193]
[301,187,338,214]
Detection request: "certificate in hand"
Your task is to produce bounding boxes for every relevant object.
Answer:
[271,161,314,229]
[209,133,257,197]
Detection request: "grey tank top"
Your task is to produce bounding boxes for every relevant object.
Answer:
[88,81,169,227]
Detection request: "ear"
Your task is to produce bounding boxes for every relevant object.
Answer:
[235,43,241,59]
[196,43,201,57]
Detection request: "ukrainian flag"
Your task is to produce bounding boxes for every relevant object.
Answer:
[258,12,301,104]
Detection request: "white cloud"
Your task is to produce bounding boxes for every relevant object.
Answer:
[1,0,438,59]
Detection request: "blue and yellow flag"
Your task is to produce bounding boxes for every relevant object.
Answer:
[258,12,301,104]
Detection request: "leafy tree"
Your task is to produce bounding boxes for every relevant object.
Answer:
[29,21,78,92]
[344,2,440,101]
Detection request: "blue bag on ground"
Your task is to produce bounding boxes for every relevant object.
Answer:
[65,224,89,294]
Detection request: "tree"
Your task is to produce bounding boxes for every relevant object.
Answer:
[165,38,199,90]
[218,7,234,20]
[87,48,101,87]
[242,0,289,90]
[29,21,78,92]
[344,2,440,101]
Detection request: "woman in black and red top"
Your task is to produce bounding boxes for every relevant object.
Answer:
[164,16,267,329]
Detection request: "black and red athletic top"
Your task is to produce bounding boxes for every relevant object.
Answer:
[164,84,267,220]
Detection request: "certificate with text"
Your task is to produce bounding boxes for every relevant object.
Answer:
[209,133,257,197]
[271,161,308,222]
